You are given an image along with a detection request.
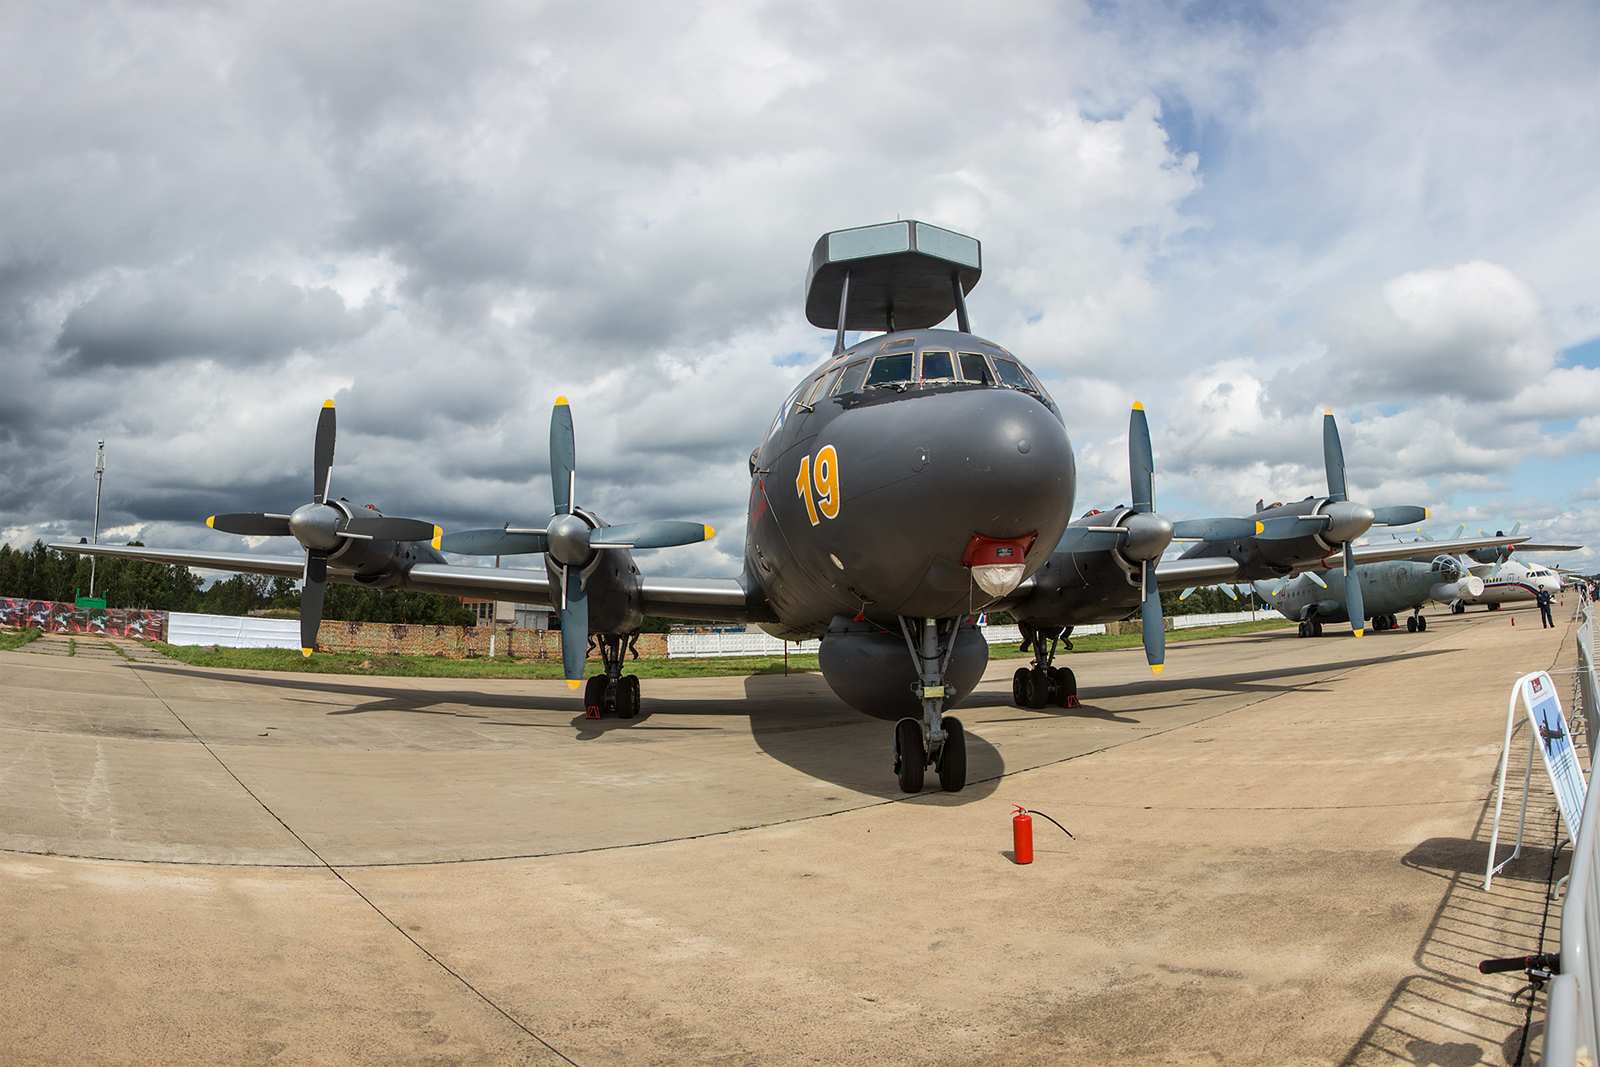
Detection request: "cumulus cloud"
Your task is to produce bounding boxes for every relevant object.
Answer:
[3,0,1599,581]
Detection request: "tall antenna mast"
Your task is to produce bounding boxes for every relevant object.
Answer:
[89,440,105,599]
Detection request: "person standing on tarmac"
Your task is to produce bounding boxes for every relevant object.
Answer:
[1537,586,1555,628]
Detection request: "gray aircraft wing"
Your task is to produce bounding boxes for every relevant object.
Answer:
[1152,533,1533,592]
[48,541,764,620]
[1509,543,1584,553]
[49,542,309,580]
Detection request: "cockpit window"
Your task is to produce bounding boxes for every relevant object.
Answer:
[920,350,955,382]
[833,360,870,395]
[798,366,845,409]
[878,337,914,353]
[958,352,993,384]
[864,352,914,389]
[991,357,1034,392]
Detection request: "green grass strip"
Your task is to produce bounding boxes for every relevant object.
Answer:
[142,617,1295,679]
[0,628,43,652]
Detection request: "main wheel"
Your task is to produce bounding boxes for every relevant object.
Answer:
[894,719,925,793]
[1407,615,1417,632]
[618,675,640,718]
[1024,669,1050,709]
[1312,621,1323,637]
[583,675,604,717]
[937,717,967,792]
[1011,668,1029,707]
[1298,621,1308,638]
[1050,666,1078,708]
[1418,615,1428,632]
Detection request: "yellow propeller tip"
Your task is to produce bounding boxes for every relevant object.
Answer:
[1424,509,1431,519]
[1254,521,1264,535]
[1324,407,1333,415]
[1132,401,1144,411]
[1353,630,1364,638]
[566,679,581,690]
[322,399,335,408]
[301,648,313,657]
[431,526,442,550]
[206,516,216,528]
[555,396,569,406]
[1151,664,1163,675]
[704,525,715,540]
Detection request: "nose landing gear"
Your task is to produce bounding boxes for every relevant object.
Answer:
[582,633,643,719]
[892,617,968,793]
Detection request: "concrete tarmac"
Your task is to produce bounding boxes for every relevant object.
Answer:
[0,602,1581,1065]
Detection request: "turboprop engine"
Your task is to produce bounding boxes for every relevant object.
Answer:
[1431,576,1484,602]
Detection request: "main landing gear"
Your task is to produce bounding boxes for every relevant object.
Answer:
[582,633,642,720]
[892,617,967,794]
[1012,622,1079,709]
[1297,620,1324,637]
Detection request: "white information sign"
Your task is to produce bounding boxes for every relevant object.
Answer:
[1486,670,1591,889]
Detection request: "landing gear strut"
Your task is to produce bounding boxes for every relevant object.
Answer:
[583,634,642,720]
[1012,622,1078,709]
[892,616,967,793]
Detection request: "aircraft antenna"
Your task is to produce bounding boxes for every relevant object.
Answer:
[833,271,851,356]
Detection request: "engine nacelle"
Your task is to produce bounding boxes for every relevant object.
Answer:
[1431,577,1484,602]
[817,615,989,721]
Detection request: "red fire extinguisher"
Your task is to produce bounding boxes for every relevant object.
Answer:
[1012,806,1074,865]
[1012,806,1033,864]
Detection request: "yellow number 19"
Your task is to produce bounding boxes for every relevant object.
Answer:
[795,445,841,526]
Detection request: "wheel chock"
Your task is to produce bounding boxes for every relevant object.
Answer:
[585,704,602,720]
[1064,695,1082,709]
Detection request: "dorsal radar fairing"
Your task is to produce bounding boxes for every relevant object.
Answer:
[805,220,982,338]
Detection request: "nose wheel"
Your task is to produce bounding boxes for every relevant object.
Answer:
[890,617,969,793]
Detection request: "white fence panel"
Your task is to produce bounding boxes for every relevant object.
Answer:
[167,612,299,649]
[666,631,821,659]
[1173,609,1262,630]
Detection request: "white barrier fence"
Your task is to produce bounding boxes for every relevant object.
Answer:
[1541,597,1600,1066]
[666,631,821,659]
[167,612,299,649]
[668,609,1266,659]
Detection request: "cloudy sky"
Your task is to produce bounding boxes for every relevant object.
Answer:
[3,0,1598,579]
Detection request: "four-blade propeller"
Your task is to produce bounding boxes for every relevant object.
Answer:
[1125,403,1173,674]
[438,397,714,688]
[207,400,442,656]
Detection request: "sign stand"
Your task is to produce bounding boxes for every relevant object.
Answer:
[1486,670,1589,891]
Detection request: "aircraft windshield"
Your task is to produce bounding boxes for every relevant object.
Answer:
[834,360,870,395]
[920,351,955,382]
[991,357,1033,392]
[864,352,914,388]
[958,352,992,384]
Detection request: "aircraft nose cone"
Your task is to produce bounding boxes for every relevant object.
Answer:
[288,502,341,551]
[937,390,1075,524]
[807,387,1075,618]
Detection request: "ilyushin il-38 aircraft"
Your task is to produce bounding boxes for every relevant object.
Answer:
[55,221,1525,793]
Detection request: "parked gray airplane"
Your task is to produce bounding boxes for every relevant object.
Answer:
[1253,555,1486,636]
[52,220,1524,793]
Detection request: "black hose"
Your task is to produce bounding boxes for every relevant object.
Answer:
[1022,809,1075,840]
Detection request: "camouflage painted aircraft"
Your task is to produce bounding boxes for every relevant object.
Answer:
[1252,555,1486,635]
[52,221,1524,793]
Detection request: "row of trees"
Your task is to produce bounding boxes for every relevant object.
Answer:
[0,542,474,625]
[3,539,1261,626]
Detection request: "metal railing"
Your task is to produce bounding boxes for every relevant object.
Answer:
[1541,597,1600,1065]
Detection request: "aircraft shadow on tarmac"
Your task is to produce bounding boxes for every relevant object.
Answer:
[133,663,1005,802]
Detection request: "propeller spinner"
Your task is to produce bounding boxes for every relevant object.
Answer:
[207,400,442,656]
